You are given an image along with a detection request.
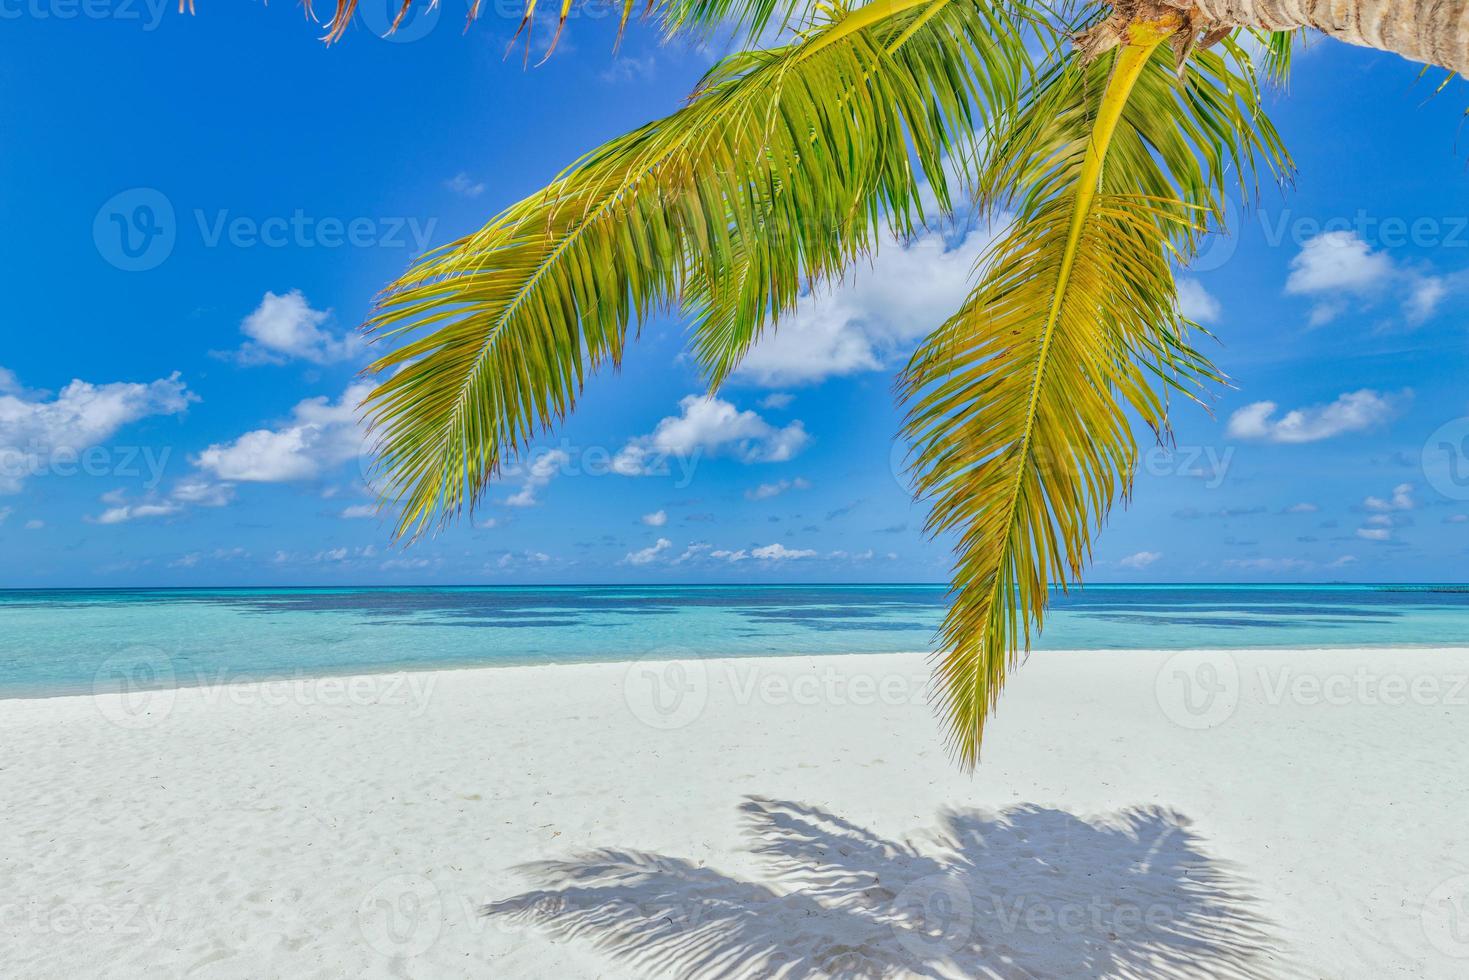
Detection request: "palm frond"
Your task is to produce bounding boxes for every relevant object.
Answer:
[901,19,1291,768]
[655,0,816,42]
[687,0,1033,385]
[1245,28,1301,84]
[362,0,1029,539]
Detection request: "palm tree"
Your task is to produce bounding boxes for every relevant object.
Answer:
[309,0,1464,766]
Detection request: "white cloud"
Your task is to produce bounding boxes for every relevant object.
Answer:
[752,542,816,561]
[600,54,656,84]
[0,370,51,401]
[312,549,381,564]
[1118,551,1162,570]
[758,392,794,410]
[1353,482,1414,541]
[673,542,711,564]
[382,557,435,571]
[672,541,822,564]
[1284,502,1319,514]
[614,396,809,474]
[623,538,673,565]
[23,519,42,530]
[0,371,195,493]
[1405,275,1447,323]
[641,509,668,527]
[0,506,11,523]
[269,544,380,565]
[1286,232,1454,326]
[745,477,810,501]
[503,449,571,507]
[1223,557,1314,573]
[341,504,377,519]
[1354,484,1413,540]
[171,478,235,507]
[444,172,486,198]
[1446,515,1469,525]
[1364,483,1414,512]
[494,549,553,570]
[1176,279,1221,324]
[90,477,234,525]
[228,290,360,366]
[93,501,181,525]
[1286,232,1395,297]
[733,227,1000,386]
[195,383,371,482]
[1225,389,1401,444]
[1305,302,1346,329]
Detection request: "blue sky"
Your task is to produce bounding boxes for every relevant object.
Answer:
[0,8,1466,586]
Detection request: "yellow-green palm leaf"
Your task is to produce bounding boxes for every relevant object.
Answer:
[362,0,1029,539]
[901,24,1291,767]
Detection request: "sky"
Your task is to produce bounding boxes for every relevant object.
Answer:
[0,6,1466,587]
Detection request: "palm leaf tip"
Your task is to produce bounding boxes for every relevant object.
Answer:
[908,20,1285,769]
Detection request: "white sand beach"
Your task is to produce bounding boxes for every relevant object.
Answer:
[4,647,1468,978]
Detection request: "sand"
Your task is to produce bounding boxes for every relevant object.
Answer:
[3,647,1468,978]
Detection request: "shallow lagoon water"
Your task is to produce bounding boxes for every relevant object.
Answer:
[2,584,1467,696]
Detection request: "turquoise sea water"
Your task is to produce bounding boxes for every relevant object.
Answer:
[2,584,1468,697]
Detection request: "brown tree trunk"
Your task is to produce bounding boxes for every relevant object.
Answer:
[1190,0,1469,75]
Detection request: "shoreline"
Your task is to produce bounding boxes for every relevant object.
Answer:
[10,642,1469,705]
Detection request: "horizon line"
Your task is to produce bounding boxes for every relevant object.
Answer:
[1,581,1467,593]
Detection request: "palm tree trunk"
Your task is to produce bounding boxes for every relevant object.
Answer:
[1191,0,1469,75]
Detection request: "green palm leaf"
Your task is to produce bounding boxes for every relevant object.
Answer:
[901,21,1291,767]
[362,0,1029,539]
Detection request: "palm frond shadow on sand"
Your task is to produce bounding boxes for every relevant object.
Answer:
[485,797,1298,979]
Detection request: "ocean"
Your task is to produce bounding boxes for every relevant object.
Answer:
[2,584,1468,697]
